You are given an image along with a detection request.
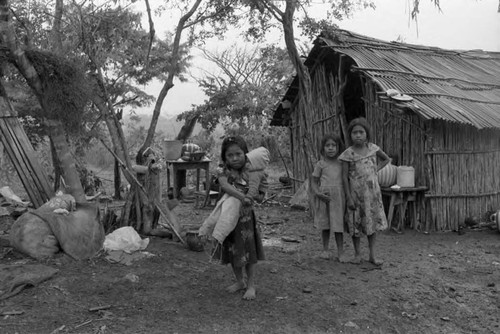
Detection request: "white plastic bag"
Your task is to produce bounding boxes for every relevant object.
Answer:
[0,186,30,206]
[103,227,149,253]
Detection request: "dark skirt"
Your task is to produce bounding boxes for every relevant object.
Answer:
[212,206,265,268]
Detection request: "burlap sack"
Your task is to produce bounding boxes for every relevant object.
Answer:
[9,202,104,260]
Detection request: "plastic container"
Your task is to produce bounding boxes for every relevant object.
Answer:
[397,166,415,188]
[162,140,183,160]
[490,210,500,232]
[377,163,397,187]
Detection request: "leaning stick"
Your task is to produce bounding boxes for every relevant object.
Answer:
[99,140,185,244]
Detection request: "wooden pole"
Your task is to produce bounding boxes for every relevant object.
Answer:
[100,139,185,244]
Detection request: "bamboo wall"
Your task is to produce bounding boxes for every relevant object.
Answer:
[424,122,500,231]
[363,81,428,230]
[364,79,500,231]
[290,65,341,181]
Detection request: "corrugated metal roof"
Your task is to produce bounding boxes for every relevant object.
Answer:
[319,30,500,129]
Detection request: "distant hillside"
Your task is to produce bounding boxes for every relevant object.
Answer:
[122,113,201,139]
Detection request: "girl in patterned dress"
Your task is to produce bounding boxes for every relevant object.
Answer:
[310,134,346,261]
[339,118,390,265]
[200,136,265,300]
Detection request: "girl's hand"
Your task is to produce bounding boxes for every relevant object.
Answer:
[316,193,330,202]
[242,196,253,207]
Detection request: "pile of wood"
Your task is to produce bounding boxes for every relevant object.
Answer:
[0,106,53,208]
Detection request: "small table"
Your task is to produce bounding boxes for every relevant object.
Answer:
[166,159,211,200]
[381,186,428,232]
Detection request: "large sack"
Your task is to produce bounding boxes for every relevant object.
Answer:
[9,213,59,259]
[9,202,104,260]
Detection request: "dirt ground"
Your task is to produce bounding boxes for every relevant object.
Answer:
[1,194,500,333]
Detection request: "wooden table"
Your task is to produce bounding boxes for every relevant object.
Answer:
[166,159,211,200]
[381,186,428,232]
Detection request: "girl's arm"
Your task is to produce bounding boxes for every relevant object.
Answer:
[311,175,330,202]
[218,175,248,203]
[376,149,391,171]
[342,161,355,210]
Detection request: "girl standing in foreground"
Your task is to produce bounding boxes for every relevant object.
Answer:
[311,134,345,261]
[200,136,265,300]
[339,117,390,265]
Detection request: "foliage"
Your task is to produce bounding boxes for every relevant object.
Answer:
[179,45,293,133]
[25,50,90,129]
[124,113,166,157]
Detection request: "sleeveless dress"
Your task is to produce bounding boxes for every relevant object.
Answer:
[312,159,345,232]
[339,143,388,236]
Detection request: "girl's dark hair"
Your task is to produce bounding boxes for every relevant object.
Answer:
[220,135,249,163]
[347,117,372,142]
[319,134,343,158]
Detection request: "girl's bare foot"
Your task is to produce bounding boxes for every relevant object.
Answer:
[337,252,345,262]
[350,256,362,264]
[226,281,246,293]
[369,258,384,266]
[242,287,256,300]
[319,251,330,260]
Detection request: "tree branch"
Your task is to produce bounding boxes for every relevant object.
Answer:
[144,0,155,68]
[50,0,64,52]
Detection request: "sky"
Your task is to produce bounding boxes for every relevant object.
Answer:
[137,0,500,118]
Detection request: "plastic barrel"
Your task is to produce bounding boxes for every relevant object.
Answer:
[397,166,415,188]
[162,140,183,160]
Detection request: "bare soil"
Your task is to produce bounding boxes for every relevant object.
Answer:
[1,197,500,334]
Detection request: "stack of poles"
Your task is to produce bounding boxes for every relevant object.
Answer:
[0,97,54,208]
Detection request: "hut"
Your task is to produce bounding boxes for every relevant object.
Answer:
[272,29,500,231]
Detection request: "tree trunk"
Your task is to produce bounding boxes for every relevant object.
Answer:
[45,119,86,203]
[113,157,122,200]
[137,0,203,162]
[282,0,315,176]
[50,137,62,192]
[176,114,199,142]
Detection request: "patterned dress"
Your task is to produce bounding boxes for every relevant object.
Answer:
[312,158,345,232]
[339,143,388,236]
[219,205,265,267]
[212,164,265,267]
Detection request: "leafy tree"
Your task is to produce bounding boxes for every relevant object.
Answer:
[181,45,293,132]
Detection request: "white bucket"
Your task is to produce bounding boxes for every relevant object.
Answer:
[397,166,415,188]
[162,140,183,160]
